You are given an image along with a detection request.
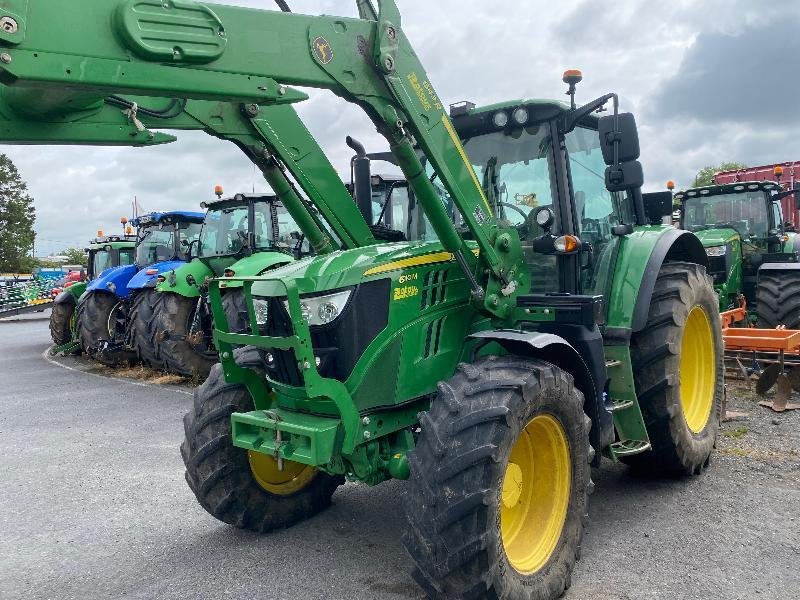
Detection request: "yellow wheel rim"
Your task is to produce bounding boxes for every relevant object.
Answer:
[679,305,715,433]
[501,414,571,575]
[247,451,317,496]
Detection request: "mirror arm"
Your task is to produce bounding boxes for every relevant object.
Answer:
[562,93,617,135]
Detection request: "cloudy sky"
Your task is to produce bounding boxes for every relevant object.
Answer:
[4,0,799,255]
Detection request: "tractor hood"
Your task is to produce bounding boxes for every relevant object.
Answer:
[127,260,186,291]
[85,264,138,299]
[249,241,456,297]
[692,228,740,248]
[218,251,295,290]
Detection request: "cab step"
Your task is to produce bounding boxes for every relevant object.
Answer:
[609,398,634,412]
[605,359,622,368]
[50,340,81,356]
[610,439,651,457]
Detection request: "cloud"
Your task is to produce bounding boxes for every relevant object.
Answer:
[0,0,797,254]
[652,18,800,124]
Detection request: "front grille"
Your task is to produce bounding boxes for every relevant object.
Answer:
[707,247,732,284]
[259,279,390,386]
[420,269,448,309]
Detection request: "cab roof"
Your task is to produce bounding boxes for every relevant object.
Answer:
[449,98,600,138]
[130,211,205,227]
[202,193,280,209]
[674,180,783,201]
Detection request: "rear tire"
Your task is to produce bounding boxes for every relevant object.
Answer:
[155,293,216,379]
[77,291,130,366]
[221,289,249,334]
[49,301,74,346]
[181,346,343,532]
[403,356,592,599]
[755,270,800,329]
[626,262,723,475]
[129,290,164,370]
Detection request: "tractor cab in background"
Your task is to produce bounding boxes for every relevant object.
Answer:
[674,179,800,326]
[144,192,305,379]
[49,230,137,349]
[76,211,205,365]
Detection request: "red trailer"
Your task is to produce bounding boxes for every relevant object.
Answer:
[714,162,800,229]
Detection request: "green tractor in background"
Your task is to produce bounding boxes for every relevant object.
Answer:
[49,230,136,348]
[674,180,800,327]
[142,191,303,378]
[0,1,724,596]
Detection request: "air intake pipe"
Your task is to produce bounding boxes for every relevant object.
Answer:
[346,136,373,225]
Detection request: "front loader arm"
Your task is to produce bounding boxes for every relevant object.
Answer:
[0,0,523,318]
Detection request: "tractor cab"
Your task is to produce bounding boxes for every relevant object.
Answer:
[84,233,137,280]
[435,98,636,298]
[130,211,205,268]
[674,181,800,309]
[196,194,305,276]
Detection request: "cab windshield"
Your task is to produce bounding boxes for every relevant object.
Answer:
[136,222,202,265]
[199,199,309,258]
[428,123,627,294]
[91,250,113,276]
[683,191,770,238]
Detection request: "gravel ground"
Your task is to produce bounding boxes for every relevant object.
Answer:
[1,312,798,599]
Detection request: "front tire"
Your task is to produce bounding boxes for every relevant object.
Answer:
[154,293,217,379]
[403,356,592,599]
[181,347,343,532]
[77,291,129,366]
[627,262,723,475]
[49,301,74,346]
[755,270,800,329]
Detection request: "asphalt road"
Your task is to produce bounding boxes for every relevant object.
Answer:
[1,312,798,600]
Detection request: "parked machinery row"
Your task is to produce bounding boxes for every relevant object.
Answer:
[11,0,730,597]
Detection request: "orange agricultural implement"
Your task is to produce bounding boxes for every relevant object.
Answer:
[721,319,800,412]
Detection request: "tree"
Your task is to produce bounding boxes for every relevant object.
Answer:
[61,247,88,266]
[693,162,748,187]
[0,154,35,272]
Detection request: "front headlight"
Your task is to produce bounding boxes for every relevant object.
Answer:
[253,299,269,325]
[283,289,352,326]
[705,245,727,257]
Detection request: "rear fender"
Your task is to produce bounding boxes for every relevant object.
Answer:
[470,329,613,462]
[154,259,214,298]
[85,264,138,299]
[55,280,87,305]
[127,260,186,291]
[220,252,294,290]
[607,226,708,335]
[54,289,76,306]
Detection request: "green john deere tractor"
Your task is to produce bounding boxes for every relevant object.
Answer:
[140,192,303,378]
[0,1,722,597]
[49,232,136,349]
[675,180,800,327]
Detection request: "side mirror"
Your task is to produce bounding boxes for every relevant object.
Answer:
[642,191,673,225]
[598,112,640,166]
[605,161,644,192]
[186,238,198,259]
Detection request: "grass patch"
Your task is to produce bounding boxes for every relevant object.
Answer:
[723,426,748,439]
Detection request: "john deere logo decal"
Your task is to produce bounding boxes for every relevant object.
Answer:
[312,36,333,64]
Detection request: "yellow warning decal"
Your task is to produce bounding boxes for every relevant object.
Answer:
[363,248,481,277]
[363,251,454,277]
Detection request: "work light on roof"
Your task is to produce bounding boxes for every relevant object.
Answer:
[512,107,529,125]
[493,111,509,128]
